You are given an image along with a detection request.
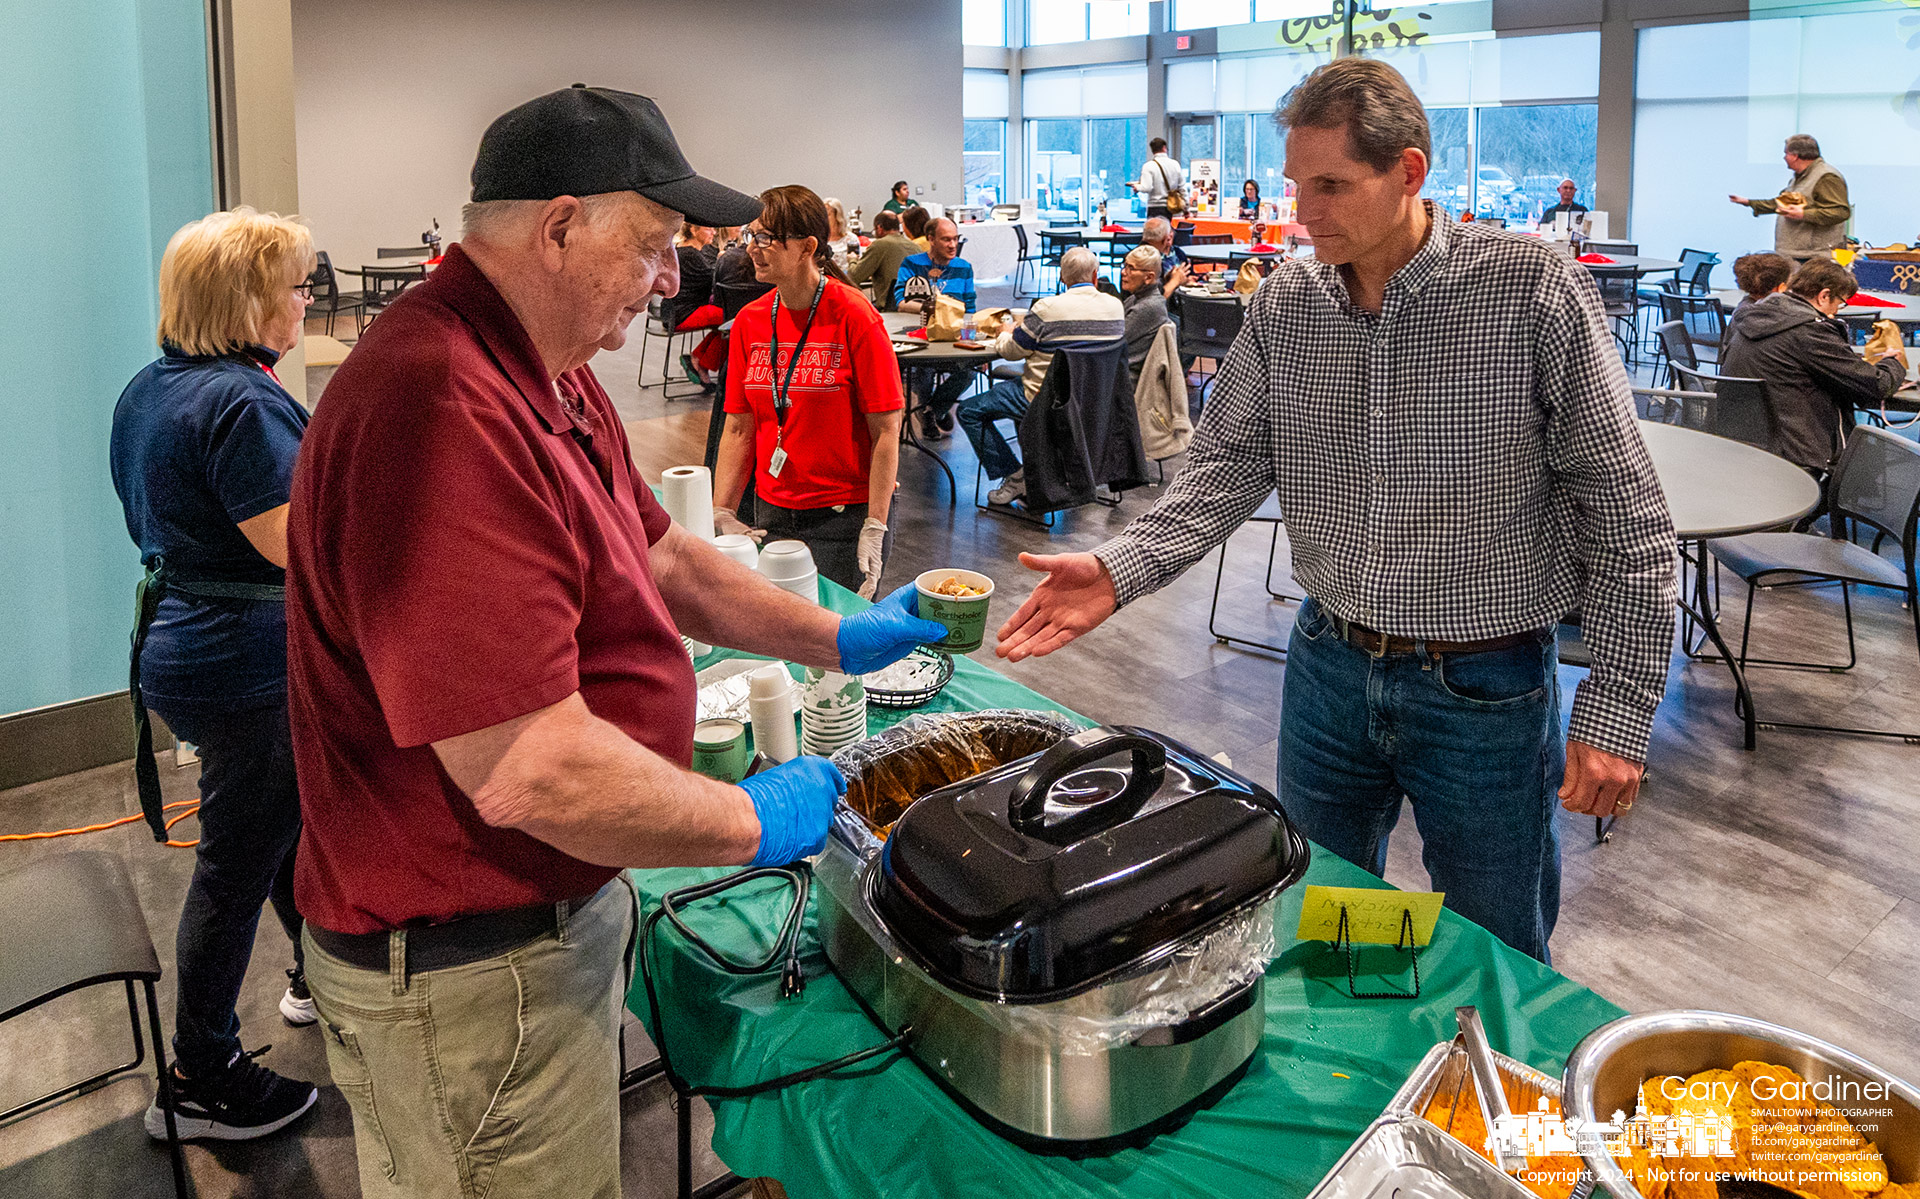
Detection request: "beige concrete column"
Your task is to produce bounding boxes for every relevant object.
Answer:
[210,0,307,404]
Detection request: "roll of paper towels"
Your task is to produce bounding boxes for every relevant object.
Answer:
[661,465,714,541]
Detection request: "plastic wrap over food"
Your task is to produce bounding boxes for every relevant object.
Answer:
[828,708,1084,860]
[964,901,1277,1054]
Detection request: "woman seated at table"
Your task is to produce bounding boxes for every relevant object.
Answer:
[1237,179,1260,222]
[713,185,905,598]
[1729,252,1791,324]
[667,222,723,389]
[1722,258,1908,483]
[902,205,932,253]
[823,197,862,271]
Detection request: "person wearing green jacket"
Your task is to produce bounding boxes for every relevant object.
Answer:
[846,211,916,309]
[1729,134,1851,267]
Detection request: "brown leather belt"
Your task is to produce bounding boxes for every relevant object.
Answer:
[1329,614,1550,659]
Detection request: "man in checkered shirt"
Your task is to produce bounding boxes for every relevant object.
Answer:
[995,59,1675,961]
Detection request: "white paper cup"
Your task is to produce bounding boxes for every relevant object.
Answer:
[757,540,816,582]
[773,572,818,604]
[714,534,760,569]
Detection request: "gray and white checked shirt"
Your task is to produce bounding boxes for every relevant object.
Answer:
[1094,206,1677,761]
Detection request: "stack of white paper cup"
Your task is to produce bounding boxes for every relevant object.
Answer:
[747,664,798,763]
[661,465,715,540]
[800,668,866,756]
[714,533,759,570]
[756,540,817,603]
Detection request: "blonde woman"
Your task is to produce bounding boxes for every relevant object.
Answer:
[823,196,862,270]
[109,207,321,1142]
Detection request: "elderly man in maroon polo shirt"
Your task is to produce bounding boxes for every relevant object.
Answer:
[284,87,943,1199]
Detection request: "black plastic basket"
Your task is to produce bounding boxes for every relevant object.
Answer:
[863,648,955,710]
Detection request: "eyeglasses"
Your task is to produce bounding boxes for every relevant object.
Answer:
[292,282,316,299]
[745,230,785,249]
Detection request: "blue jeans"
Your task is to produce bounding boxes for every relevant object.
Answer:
[958,378,1029,481]
[911,366,976,419]
[1279,599,1565,961]
[149,696,304,1073]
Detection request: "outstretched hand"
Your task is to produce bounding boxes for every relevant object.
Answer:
[995,552,1117,662]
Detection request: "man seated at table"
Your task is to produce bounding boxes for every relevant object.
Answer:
[897,218,978,438]
[1141,217,1189,298]
[958,247,1123,506]
[1541,178,1587,226]
[1721,258,1908,481]
[1120,245,1170,376]
[847,211,915,310]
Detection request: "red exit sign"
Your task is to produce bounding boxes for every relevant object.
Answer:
[1176,35,1191,50]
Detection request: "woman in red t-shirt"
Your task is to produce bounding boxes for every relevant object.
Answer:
[713,186,905,597]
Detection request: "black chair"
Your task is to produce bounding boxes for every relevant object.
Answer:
[1669,365,1775,449]
[1704,425,1920,740]
[1587,265,1642,363]
[1207,492,1302,656]
[307,251,366,338]
[1190,234,1235,245]
[358,261,427,321]
[1011,223,1038,297]
[638,297,711,401]
[713,280,772,322]
[1171,223,1196,248]
[1675,248,1719,293]
[375,245,428,260]
[1178,294,1245,399]
[1658,289,1727,366]
[1584,240,1638,257]
[1039,230,1085,294]
[0,851,187,1198]
[1099,232,1142,282]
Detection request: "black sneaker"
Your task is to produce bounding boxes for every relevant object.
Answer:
[279,967,317,1025]
[917,409,948,440]
[145,1046,318,1142]
[936,409,955,433]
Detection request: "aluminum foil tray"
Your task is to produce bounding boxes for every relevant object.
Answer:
[1306,1039,1573,1199]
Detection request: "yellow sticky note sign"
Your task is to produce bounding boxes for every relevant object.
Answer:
[1295,885,1444,947]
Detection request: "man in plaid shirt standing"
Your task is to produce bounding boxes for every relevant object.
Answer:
[995,59,1675,962]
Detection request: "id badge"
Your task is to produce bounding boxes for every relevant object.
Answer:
[768,445,788,479]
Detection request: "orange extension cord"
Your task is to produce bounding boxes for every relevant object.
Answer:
[0,799,202,848]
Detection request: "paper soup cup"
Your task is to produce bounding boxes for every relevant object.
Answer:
[915,569,995,654]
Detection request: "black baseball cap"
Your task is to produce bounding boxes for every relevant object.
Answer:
[471,85,762,227]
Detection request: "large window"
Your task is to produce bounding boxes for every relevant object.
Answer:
[963,70,1009,206]
[1024,65,1149,221]
[1634,12,1920,270]
[1367,32,1600,223]
[964,121,1007,207]
[1029,1,1149,45]
[963,0,1007,46]
[1028,119,1085,221]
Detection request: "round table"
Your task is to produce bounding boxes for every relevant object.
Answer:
[881,311,1003,505]
[1578,255,1680,276]
[1711,287,1920,325]
[1181,243,1281,265]
[1639,421,1821,749]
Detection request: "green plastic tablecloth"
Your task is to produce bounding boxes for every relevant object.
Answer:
[629,581,1624,1199]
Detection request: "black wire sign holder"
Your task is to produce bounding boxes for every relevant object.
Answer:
[1329,905,1422,1000]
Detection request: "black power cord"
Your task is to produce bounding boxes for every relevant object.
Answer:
[637,862,912,1100]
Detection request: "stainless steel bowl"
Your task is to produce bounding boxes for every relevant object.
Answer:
[1563,1010,1920,1199]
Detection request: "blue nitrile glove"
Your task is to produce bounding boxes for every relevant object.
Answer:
[740,756,846,866]
[836,583,949,674]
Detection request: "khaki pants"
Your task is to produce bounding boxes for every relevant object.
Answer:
[303,879,636,1199]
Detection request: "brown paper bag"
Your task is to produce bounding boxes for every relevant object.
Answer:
[926,293,966,341]
[1864,318,1902,362]
[1233,260,1264,295]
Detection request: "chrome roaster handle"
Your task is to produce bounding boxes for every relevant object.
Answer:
[1006,728,1167,843]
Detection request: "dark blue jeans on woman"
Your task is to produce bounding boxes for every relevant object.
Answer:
[1279,599,1565,962]
[147,695,304,1075]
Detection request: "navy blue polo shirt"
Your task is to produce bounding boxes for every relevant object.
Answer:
[109,344,307,711]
